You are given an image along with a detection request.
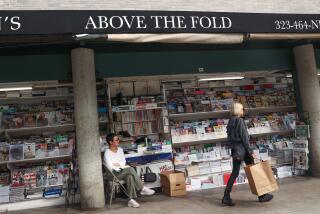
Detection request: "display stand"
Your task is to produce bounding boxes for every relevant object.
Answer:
[293,125,309,175]
[0,81,77,210]
[164,77,298,191]
[104,79,173,189]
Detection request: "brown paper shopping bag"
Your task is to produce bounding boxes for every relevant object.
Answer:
[244,161,279,196]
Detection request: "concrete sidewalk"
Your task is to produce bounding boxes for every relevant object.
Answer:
[6,177,320,214]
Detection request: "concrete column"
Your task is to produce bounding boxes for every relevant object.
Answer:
[71,48,105,209]
[294,44,320,177]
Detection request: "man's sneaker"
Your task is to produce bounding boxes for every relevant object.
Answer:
[258,193,274,202]
[140,187,155,196]
[128,199,140,208]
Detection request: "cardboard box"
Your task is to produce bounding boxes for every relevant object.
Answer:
[160,171,186,197]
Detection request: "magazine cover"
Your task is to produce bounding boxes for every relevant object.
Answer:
[47,166,59,186]
[56,135,70,155]
[35,142,47,158]
[11,169,25,186]
[0,172,10,186]
[56,110,73,124]
[24,142,36,159]
[36,112,49,127]
[36,167,47,187]
[46,137,59,157]
[9,144,24,161]
[211,100,223,111]
[44,111,57,126]
[0,143,10,162]
[23,113,37,127]
[24,169,37,188]
[57,164,69,186]
[68,135,75,153]
[2,114,15,129]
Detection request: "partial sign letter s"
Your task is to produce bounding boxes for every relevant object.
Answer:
[11,16,21,31]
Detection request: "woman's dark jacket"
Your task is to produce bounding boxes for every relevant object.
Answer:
[227,116,253,161]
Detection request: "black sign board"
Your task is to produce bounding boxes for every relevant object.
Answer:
[0,10,320,35]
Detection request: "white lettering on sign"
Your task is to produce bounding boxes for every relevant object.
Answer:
[85,15,147,30]
[150,16,162,29]
[221,17,232,28]
[98,16,108,29]
[177,16,187,29]
[11,16,21,30]
[163,16,176,29]
[109,16,124,29]
[274,19,320,30]
[190,16,232,29]
[84,15,233,31]
[0,16,21,31]
[136,16,147,29]
[85,16,97,29]
[123,16,135,29]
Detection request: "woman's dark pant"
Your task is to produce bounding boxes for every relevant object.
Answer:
[225,152,254,196]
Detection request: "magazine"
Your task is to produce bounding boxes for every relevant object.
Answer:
[23,113,37,127]
[56,135,70,155]
[0,172,10,186]
[9,144,24,161]
[35,142,47,158]
[24,169,37,188]
[36,112,49,127]
[11,169,25,186]
[24,142,36,159]
[44,111,57,126]
[47,166,59,186]
[36,167,47,187]
[0,143,10,162]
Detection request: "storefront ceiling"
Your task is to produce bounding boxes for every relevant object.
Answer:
[0,35,319,83]
[1,35,320,55]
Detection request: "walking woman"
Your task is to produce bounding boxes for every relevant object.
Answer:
[222,102,273,206]
[103,133,155,208]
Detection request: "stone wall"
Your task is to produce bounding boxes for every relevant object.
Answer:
[1,0,320,13]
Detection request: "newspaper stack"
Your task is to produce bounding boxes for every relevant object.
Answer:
[0,186,10,203]
[209,174,224,188]
[25,188,43,200]
[56,88,70,95]
[220,159,232,172]
[9,185,26,202]
[31,90,45,97]
[209,161,222,173]
[20,90,32,97]
[0,92,6,98]
[275,166,293,178]
[198,162,211,175]
[6,91,20,98]
[45,89,57,96]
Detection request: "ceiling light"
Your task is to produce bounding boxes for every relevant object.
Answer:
[199,76,244,81]
[74,34,89,39]
[287,73,320,78]
[73,34,107,40]
[0,87,32,92]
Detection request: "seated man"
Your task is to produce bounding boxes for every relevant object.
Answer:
[103,133,155,208]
